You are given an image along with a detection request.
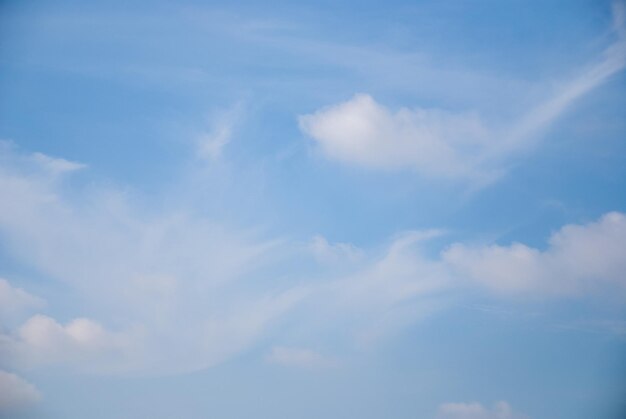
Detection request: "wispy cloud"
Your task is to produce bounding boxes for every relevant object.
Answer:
[0,279,45,326]
[196,103,245,161]
[310,235,363,265]
[299,2,626,186]
[487,0,626,161]
[0,143,624,381]
[0,144,299,375]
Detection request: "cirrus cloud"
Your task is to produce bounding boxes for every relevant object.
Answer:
[299,3,626,185]
[0,142,625,381]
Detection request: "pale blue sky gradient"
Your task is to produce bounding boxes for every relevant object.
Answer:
[0,1,625,418]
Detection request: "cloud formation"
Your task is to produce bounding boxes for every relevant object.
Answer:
[0,314,130,372]
[310,235,363,265]
[299,94,489,179]
[444,212,626,296]
[0,279,44,325]
[196,103,245,160]
[299,4,626,184]
[30,152,86,174]
[0,143,301,374]
[0,143,624,379]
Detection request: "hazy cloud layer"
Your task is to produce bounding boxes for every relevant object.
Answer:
[0,1,624,417]
[0,279,44,325]
[0,144,624,378]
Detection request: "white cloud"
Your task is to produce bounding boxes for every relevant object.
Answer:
[0,144,305,375]
[299,5,626,184]
[310,235,363,265]
[318,230,451,345]
[0,314,132,373]
[437,401,528,419]
[0,289,304,375]
[0,370,40,411]
[196,103,244,160]
[0,152,453,362]
[491,1,626,161]
[331,230,449,310]
[0,279,44,325]
[299,94,490,180]
[266,346,335,368]
[1,142,625,377]
[30,152,86,174]
[443,212,626,296]
[0,140,85,177]
[19,315,120,359]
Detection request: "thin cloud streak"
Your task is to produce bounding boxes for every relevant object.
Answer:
[300,2,626,187]
[1,142,625,377]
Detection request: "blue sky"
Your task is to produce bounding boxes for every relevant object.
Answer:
[0,1,625,418]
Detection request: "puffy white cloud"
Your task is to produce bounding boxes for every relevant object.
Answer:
[0,279,44,324]
[0,370,40,411]
[266,346,335,368]
[1,141,625,377]
[0,142,301,372]
[299,94,489,180]
[3,142,626,376]
[299,6,626,184]
[19,315,118,358]
[437,401,528,419]
[0,144,309,375]
[443,212,626,296]
[0,315,132,373]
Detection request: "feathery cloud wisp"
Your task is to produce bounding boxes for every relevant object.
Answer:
[300,4,626,184]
